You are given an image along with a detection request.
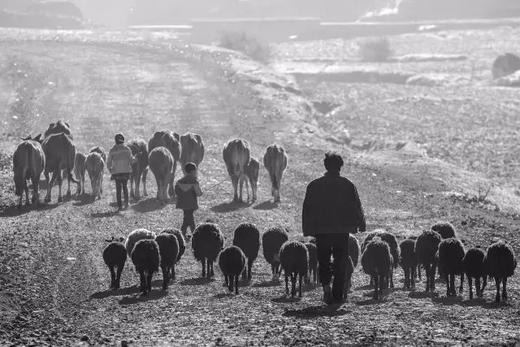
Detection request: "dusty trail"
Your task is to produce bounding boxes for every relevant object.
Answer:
[0,36,519,346]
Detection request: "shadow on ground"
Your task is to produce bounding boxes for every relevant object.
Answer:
[211,200,250,213]
[119,289,167,305]
[283,304,350,318]
[131,198,167,213]
[0,201,59,217]
[90,285,141,299]
[180,277,214,286]
[253,200,279,210]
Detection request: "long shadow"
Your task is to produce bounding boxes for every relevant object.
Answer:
[91,210,122,218]
[356,298,388,306]
[253,200,279,211]
[272,295,301,303]
[180,277,213,286]
[72,194,95,206]
[0,201,59,217]
[213,292,235,299]
[409,291,439,299]
[90,285,140,299]
[252,280,281,288]
[131,198,167,213]
[432,295,464,306]
[119,289,167,305]
[283,304,349,318]
[210,200,249,213]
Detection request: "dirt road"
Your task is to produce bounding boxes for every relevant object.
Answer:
[1,33,519,346]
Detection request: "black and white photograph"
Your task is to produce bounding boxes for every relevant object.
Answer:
[1,0,520,345]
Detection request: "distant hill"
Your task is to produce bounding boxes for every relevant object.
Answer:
[0,1,84,29]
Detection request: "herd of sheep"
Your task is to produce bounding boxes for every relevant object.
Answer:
[106,221,517,304]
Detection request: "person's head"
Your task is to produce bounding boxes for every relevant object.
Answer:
[115,133,125,145]
[324,152,343,173]
[184,162,197,176]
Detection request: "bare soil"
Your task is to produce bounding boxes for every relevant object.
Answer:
[0,29,519,346]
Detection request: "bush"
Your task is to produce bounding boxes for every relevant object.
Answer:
[358,37,392,62]
[218,32,271,64]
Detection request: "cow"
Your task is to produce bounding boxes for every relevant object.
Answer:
[180,132,204,171]
[74,152,86,196]
[263,144,288,203]
[13,135,45,208]
[89,146,107,163]
[149,146,173,204]
[244,157,259,203]
[41,133,78,203]
[128,139,148,200]
[223,139,251,202]
[85,151,104,199]
[44,120,72,139]
[149,131,180,198]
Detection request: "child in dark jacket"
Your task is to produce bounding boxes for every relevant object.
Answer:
[175,162,203,238]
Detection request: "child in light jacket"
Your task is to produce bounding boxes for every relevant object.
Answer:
[175,162,203,238]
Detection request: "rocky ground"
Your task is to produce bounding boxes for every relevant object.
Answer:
[0,28,519,346]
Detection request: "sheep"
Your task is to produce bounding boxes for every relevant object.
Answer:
[463,247,487,300]
[399,238,417,289]
[361,237,393,300]
[232,223,260,281]
[407,236,422,281]
[218,246,246,294]
[437,238,465,297]
[161,228,185,263]
[131,239,160,296]
[431,221,456,239]
[192,223,224,279]
[102,237,127,290]
[304,242,318,284]
[125,228,156,256]
[349,234,360,268]
[362,230,399,288]
[279,241,309,298]
[262,227,289,281]
[155,233,179,290]
[484,241,517,303]
[415,230,442,292]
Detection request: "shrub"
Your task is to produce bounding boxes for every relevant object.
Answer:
[218,32,271,64]
[358,37,392,62]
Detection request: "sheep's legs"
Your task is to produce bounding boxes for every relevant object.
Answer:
[430,264,437,292]
[480,276,487,296]
[373,274,380,300]
[139,271,146,294]
[171,265,176,282]
[115,266,123,289]
[403,268,410,289]
[389,268,394,289]
[291,273,297,297]
[109,267,116,289]
[142,168,148,196]
[502,277,508,301]
[298,274,303,298]
[146,272,153,295]
[247,259,253,280]
[285,273,289,295]
[162,265,169,290]
[235,275,239,295]
[231,176,239,202]
[467,275,473,300]
[449,274,456,296]
[459,274,464,294]
[494,277,501,303]
[201,258,206,278]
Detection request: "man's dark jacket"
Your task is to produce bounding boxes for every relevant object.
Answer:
[302,172,366,236]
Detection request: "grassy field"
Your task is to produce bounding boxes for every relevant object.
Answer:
[0,28,519,346]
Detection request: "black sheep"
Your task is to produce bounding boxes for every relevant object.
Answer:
[431,221,457,239]
[484,241,517,303]
[463,247,487,300]
[192,223,224,279]
[399,238,417,289]
[415,230,442,292]
[304,242,318,284]
[280,241,309,298]
[262,227,289,281]
[102,237,127,290]
[437,238,465,297]
[232,223,260,281]
[161,228,185,263]
[218,246,246,294]
[155,233,179,290]
[362,230,399,288]
[131,239,160,296]
[361,237,392,300]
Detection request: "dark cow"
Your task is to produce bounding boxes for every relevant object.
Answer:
[13,135,45,208]
[149,131,180,198]
[180,132,204,171]
[149,146,173,204]
[128,139,149,200]
[41,133,78,203]
[263,144,288,203]
[223,139,251,202]
[44,120,72,139]
[85,151,104,199]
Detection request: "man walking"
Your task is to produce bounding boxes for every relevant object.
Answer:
[302,152,366,304]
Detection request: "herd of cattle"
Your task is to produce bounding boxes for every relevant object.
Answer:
[12,120,289,208]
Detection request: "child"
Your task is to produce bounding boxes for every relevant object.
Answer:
[175,162,203,238]
[106,133,133,211]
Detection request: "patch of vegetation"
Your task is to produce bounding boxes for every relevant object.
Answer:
[357,37,393,62]
[218,32,271,64]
